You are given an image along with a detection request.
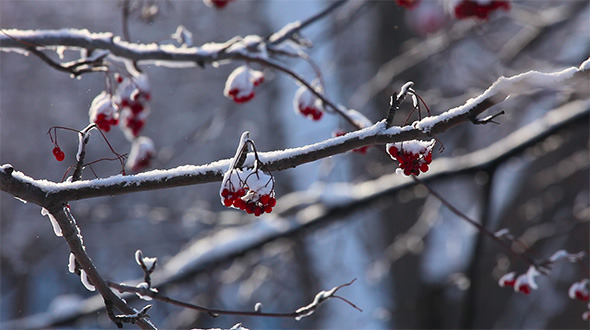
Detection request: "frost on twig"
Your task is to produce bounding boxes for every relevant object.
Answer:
[41,207,63,237]
[294,278,361,321]
[114,304,152,325]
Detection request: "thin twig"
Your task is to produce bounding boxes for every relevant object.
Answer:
[106,279,359,319]
[268,1,348,45]
[411,176,540,269]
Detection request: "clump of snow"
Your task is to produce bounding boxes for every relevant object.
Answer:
[579,57,590,71]
[126,137,156,171]
[388,139,435,154]
[415,64,583,133]
[226,35,266,57]
[172,25,193,47]
[397,81,414,100]
[295,285,339,321]
[68,253,76,273]
[269,21,302,44]
[80,269,96,292]
[135,282,157,301]
[498,272,516,287]
[514,266,540,293]
[135,249,157,270]
[493,228,513,239]
[14,196,27,203]
[41,207,62,237]
[549,250,585,263]
[568,279,589,301]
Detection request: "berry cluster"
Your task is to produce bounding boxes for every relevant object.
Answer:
[454,0,510,20]
[498,266,540,295]
[89,91,119,132]
[294,85,324,121]
[569,279,590,302]
[333,130,369,154]
[126,137,155,172]
[386,140,434,176]
[114,74,151,139]
[220,168,276,216]
[52,146,65,162]
[224,65,264,104]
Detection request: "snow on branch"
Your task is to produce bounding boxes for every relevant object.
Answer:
[107,278,359,320]
[0,62,587,206]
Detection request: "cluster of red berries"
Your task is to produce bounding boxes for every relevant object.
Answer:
[386,140,434,176]
[221,187,276,216]
[89,91,119,132]
[52,146,65,162]
[126,137,156,172]
[498,266,540,295]
[95,113,119,132]
[204,0,234,9]
[298,104,323,121]
[569,279,590,302]
[114,74,151,139]
[224,66,264,104]
[294,85,324,121]
[454,0,510,20]
[333,130,369,154]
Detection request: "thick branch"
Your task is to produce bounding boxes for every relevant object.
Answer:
[1,65,587,204]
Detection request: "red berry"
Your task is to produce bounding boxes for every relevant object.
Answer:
[237,188,246,197]
[254,206,263,217]
[221,188,230,198]
[223,198,233,207]
[52,147,65,161]
[264,205,273,213]
[267,197,276,207]
[575,291,589,302]
[420,163,429,173]
[130,102,144,114]
[311,109,323,121]
[252,76,264,87]
[518,284,531,295]
[259,194,270,205]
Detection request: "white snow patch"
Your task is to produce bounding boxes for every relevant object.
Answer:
[514,266,540,292]
[269,21,301,43]
[41,207,62,237]
[80,269,96,292]
[415,64,582,133]
[68,253,76,273]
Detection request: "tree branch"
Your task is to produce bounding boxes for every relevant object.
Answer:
[46,206,156,329]
[1,64,586,204]
[106,279,359,319]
